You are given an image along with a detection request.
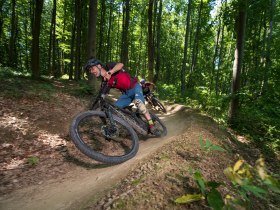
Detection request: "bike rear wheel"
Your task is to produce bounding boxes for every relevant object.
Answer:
[152,97,167,113]
[70,111,139,164]
[150,113,167,137]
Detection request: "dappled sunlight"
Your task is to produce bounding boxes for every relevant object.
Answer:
[166,104,186,114]
[0,112,67,172]
[236,135,250,144]
[0,115,29,136]
[37,131,66,148]
[4,158,25,170]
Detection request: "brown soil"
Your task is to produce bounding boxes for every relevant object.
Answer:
[0,78,279,210]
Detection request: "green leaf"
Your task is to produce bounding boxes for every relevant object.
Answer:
[209,145,226,152]
[207,181,224,189]
[194,171,206,194]
[207,189,224,210]
[242,185,267,198]
[175,194,205,204]
[205,139,212,148]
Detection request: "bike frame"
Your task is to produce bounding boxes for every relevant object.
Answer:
[91,93,149,136]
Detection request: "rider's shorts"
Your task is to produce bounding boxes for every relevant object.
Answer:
[115,83,145,108]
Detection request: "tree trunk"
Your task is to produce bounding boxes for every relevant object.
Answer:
[106,0,113,62]
[211,15,221,93]
[9,0,17,67]
[47,13,53,75]
[216,21,225,96]
[31,0,44,79]
[87,0,98,59]
[69,16,76,80]
[181,0,192,96]
[147,0,154,82]
[262,0,275,94]
[188,0,203,88]
[228,0,247,125]
[121,0,130,67]
[52,0,60,77]
[98,0,106,61]
[0,2,3,40]
[138,7,145,77]
[87,0,98,90]
[74,0,81,80]
[154,0,162,83]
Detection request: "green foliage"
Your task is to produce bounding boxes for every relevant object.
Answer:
[176,158,280,209]
[175,194,205,204]
[0,67,89,101]
[0,67,57,100]
[199,137,226,153]
[232,90,280,156]
[156,83,179,101]
[71,81,94,97]
[224,158,280,208]
[27,156,39,166]
[175,170,225,209]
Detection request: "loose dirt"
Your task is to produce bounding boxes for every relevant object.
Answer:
[0,78,278,210]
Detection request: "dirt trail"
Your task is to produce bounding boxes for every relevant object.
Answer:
[0,104,191,210]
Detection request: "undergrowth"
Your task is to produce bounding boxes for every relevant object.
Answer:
[156,82,280,159]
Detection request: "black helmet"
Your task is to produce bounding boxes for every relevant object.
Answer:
[84,58,102,71]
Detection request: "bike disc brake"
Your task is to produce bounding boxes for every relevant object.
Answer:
[101,125,119,138]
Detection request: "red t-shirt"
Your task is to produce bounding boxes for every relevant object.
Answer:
[106,62,138,91]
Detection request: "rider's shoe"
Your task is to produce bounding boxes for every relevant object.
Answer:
[149,125,161,136]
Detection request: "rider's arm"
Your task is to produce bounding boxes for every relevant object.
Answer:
[108,63,124,75]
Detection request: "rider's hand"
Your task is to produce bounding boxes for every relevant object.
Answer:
[104,71,112,81]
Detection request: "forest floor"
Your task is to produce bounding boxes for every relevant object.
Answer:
[0,75,279,210]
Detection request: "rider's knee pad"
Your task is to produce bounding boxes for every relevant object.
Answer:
[134,99,147,114]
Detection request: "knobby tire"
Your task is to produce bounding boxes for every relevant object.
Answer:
[152,97,167,113]
[70,111,139,164]
[150,113,167,137]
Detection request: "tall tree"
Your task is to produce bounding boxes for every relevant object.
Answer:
[106,0,113,62]
[98,0,106,61]
[87,0,98,89]
[147,0,154,82]
[181,0,192,96]
[74,0,82,80]
[262,0,275,94]
[48,0,58,77]
[215,0,227,96]
[9,0,17,67]
[154,0,163,83]
[31,0,44,79]
[121,0,130,67]
[188,0,203,88]
[211,11,222,94]
[87,0,98,59]
[228,0,248,125]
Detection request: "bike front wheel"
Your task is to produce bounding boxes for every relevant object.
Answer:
[150,113,167,137]
[70,111,139,164]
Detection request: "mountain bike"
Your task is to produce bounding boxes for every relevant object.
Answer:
[145,92,167,113]
[70,82,167,165]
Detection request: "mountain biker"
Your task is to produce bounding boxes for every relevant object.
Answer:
[85,58,160,135]
[140,79,155,96]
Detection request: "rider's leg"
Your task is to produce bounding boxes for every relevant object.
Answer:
[133,84,157,133]
[115,93,132,108]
